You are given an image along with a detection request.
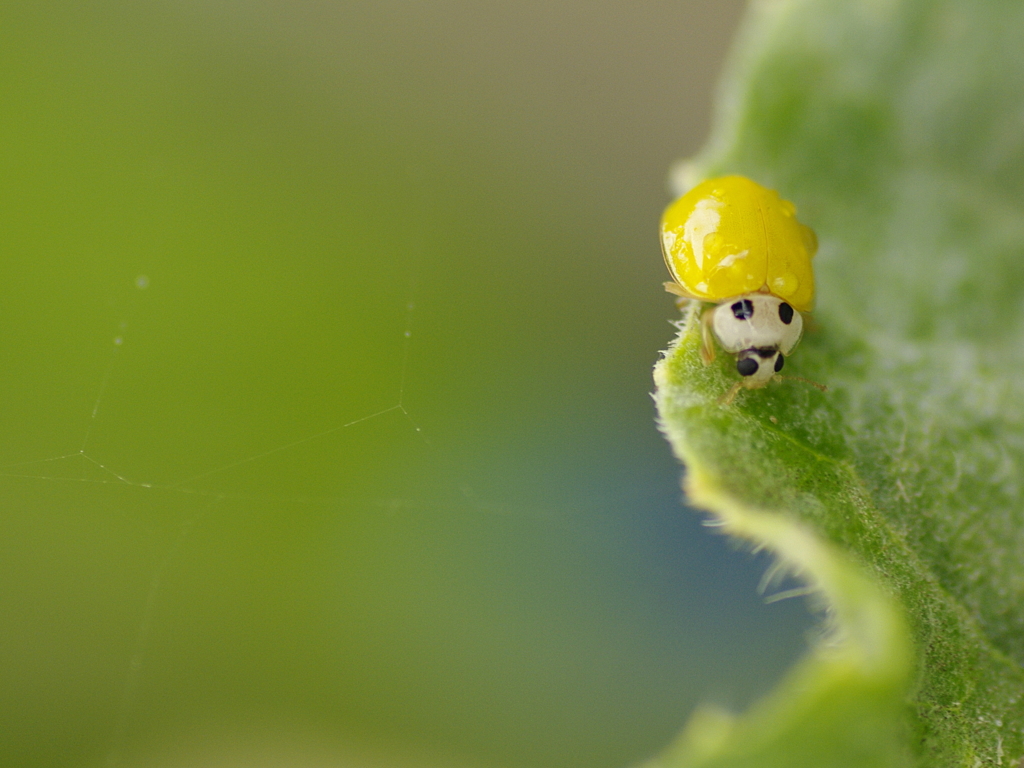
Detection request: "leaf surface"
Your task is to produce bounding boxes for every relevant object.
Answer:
[652,1,1024,766]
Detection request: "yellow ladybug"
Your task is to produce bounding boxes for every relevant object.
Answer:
[660,175,822,402]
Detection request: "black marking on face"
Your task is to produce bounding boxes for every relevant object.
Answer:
[753,347,778,359]
[731,299,754,320]
[778,302,794,325]
[736,357,759,377]
[774,353,785,372]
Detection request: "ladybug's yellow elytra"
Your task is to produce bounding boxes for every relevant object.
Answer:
[660,175,817,312]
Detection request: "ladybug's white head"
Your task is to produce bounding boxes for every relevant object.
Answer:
[710,293,803,388]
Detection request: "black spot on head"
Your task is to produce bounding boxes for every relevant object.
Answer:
[774,353,785,372]
[736,357,759,377]
[731,299,754,320]
[754,347,778,359]
[778,302,794,325]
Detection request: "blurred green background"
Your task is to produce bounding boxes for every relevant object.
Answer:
[0,2,816,767]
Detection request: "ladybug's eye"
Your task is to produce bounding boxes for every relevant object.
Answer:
[774,354,785,372]
[731,300,754,320]
[736,358,759,377]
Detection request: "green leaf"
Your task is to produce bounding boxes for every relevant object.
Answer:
[651,1,1024,766]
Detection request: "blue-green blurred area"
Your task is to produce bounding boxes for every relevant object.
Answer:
[0,2,816,767]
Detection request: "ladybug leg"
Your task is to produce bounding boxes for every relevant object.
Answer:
[666,283,697,313]
[700,308,716,365]
[717,380,744,406]
[663,281,694,299]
